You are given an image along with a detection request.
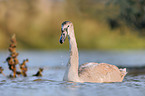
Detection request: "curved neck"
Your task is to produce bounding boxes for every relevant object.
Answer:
[63,26,80,82]
[68,31,79,71]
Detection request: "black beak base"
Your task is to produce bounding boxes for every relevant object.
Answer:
[59,34,66,44]
[59,36,64,44]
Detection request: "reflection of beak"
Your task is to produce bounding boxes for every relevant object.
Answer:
[59,31,67,44]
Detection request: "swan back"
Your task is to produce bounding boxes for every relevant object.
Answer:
[79,63,127,83]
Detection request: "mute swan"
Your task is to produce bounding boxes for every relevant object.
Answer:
[59,21,127,83]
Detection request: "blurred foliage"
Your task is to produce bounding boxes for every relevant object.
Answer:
[0,0,145,50]
[108,0,145,33]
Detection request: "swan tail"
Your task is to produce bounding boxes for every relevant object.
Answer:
[119,68,127,81]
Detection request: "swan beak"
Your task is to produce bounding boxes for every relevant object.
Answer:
[59,36,64,44]
[59,31,67,44]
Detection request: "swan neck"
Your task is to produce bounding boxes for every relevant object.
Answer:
[63,26,80,82]
[69,33,79,68]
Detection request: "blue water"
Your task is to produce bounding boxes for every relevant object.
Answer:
[0,51,145,96]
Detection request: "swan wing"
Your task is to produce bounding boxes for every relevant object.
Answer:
[78,63,127,83]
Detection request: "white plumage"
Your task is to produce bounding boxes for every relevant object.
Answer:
[59,21,127,83]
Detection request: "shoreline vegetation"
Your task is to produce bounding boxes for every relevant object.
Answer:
[0,0,145,50]
[0,34,43,78]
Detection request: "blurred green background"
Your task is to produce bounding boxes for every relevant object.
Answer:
[0,0,145,50]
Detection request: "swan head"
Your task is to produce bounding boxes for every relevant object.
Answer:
[59,21,73,44]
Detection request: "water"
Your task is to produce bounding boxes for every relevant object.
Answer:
[0,51,145,96]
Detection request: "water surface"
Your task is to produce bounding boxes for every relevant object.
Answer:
[0,51,145,96]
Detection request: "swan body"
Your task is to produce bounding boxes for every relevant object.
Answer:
[59,21,127,83]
